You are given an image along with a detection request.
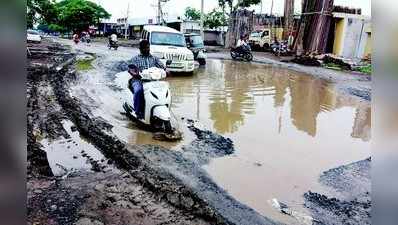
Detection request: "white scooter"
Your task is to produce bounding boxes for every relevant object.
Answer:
[115,61,173,133]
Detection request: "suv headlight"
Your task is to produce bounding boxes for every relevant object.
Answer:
[187,53,194,61]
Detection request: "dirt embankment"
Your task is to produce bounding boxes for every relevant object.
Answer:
[27,40,278,225]
[304,158,371,225]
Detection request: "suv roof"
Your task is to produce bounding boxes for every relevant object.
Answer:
[184,33,200,36]
[143,25,181,34]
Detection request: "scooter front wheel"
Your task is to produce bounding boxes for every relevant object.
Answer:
[163,120,172,134]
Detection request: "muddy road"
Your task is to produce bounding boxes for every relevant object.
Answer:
[28,39,371,225]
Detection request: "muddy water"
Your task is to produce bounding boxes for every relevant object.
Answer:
[68,42,370,224]
[167,60,371,224]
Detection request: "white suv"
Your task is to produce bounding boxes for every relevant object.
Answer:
[141,25,195,73]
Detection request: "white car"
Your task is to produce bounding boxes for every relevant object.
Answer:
[27,30,42,43]
[141,25,195,73]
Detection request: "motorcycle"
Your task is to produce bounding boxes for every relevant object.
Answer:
[108,40,119,50]
[270,41,289,56]
[230,45,253,61]
[81,36,91,43]
[115,61,173,133]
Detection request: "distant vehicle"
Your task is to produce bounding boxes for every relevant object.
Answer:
[184,33,207,65]
[141,25,195,73]
[27,30,42,43]
[270,40,289,56]
[248,29,271,51]
[108,40,118,50]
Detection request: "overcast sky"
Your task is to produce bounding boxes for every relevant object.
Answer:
[94,0,371,22]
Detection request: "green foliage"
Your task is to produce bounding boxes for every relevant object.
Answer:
[56,0,111,33]
[184,7,201,21]
[236,0,261,8]
[76,59,94,71]
[27,0,110,33]
[204,9,228,29]
[27,0,58,28]
[218,0,260,14]
[355,64,372,75]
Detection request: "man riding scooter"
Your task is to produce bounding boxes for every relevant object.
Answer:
[108,33,118,49]
[236,34,251,54]
[129,40,168,119]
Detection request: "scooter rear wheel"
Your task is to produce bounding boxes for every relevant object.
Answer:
[245,53,253,61]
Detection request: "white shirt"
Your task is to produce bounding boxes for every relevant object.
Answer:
[236,39,247,47]
[111,34,118,42]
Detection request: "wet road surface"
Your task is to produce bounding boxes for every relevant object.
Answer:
[55,39,371,224]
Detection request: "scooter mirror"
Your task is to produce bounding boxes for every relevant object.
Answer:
[166,60,172,66]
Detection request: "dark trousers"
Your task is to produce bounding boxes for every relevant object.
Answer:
[131,80,144,119]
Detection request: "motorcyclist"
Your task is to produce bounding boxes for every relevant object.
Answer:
[236,34,251,54]
[109,33,118,46]
[129,39,167,119]
[73,33,79,44]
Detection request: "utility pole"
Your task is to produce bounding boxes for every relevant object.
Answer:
[270,0,274,15]
[200,0,204,39]
[283,0,295,40]
[125,2,130,39]
[157,0,161,24]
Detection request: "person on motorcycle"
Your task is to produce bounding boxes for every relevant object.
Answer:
[236,34,251,54]
[129,39,166,119]
[73,33,79,44]
[109,33,118,45]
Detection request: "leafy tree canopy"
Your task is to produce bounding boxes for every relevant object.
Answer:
[56,0,111,33]
[204,8,228,29]
[27,0,111,33]
[27,0,58,28]
[184,7,201,21]
[218,0,261,14]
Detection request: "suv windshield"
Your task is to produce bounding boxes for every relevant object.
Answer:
[250,32,260,37]
[187,35,204,48]
[28,30,40,35]
[151,32,186,47]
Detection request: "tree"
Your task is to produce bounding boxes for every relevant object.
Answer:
[184,7,201,21]
[56,0,111,33]
[218,0,261,14]
[204,9,227,29]
[27,0,58,28]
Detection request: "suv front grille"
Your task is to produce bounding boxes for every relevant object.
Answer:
[165,52,186,61]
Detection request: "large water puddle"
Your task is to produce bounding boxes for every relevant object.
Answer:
[166,60,371,224]
[72,57,370,224]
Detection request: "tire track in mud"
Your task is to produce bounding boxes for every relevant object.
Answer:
[49,44,279,225]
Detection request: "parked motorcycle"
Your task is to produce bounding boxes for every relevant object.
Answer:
[270,41,289,56]
[230,45,253,61]
[115,61,173,133]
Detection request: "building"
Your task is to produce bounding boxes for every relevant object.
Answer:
[331,13,371,59]
[97,19,118,36]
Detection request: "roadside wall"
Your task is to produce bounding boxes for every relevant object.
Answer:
[333,15,371,59]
